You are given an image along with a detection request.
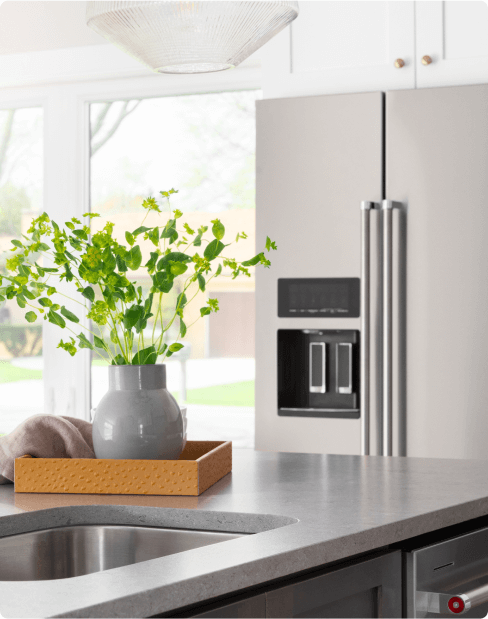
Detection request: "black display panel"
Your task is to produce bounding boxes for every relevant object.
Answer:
[278,278,360,318]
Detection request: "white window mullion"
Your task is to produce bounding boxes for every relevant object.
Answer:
[43,86,91,421]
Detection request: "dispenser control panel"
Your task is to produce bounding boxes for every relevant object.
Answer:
[278,278,360,318]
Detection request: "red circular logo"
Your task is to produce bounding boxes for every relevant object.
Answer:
[448,597,465,614]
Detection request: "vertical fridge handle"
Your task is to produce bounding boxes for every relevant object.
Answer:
[360,201,374,456]
[382,200,394,457]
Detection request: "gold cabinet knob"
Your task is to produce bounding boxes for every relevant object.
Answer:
[421,55,433,66]
[394,58,405,69]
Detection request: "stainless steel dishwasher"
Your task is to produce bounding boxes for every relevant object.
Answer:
[406,525,488,618]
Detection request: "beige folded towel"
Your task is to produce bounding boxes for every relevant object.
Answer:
[0,415,95,484]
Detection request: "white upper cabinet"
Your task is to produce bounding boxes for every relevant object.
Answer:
[416,1,488,88]
[261,1,415,99]
[261,1,488,99]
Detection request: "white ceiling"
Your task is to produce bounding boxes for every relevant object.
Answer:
[0,1,107,55]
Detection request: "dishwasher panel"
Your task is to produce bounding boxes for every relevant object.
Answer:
[406,526,488,618]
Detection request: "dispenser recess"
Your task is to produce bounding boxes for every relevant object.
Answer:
[278,330,360,418]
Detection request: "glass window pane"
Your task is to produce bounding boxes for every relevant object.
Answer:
[90,90,260,448]
[0,107,43,434]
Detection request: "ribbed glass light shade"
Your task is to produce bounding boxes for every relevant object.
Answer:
[86,1,299,74]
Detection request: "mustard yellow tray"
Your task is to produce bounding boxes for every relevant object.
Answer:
[14,440,232,496]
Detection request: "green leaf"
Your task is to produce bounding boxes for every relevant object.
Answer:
[200,306,212,317]
[116,255,127,272]
[125,231,135,246]
[169,342,184,353]
[211,219,225,241]
[145,251,159,272]
[170,262,188,276]
[112,354,127,365]
[77,333,94,350]
[126,245,142,270]
[64,250,78,264]
[11,240,23,249]
[16,295,26,309]
[82,286,95,302]
[176,292,187,310]
[123,305,144,330]
[153,272,174,293]
[48,310,66,329]
[265,236,277,251]
[38,243,51,252]
[72,229,88,240]
[204,239,225,261]
[102,252,116,276]
[148,227,159,246]
[215,263,223,276]
[132,345,157,365]
[132,226,151,237]
[157,252,192,271]
[160,219,176,239]
[25,311,37,323]
[61,306,80,323]
[197,273,206,292]
[193,233,202,247]
[241,253,264,267]
[65,222,75,230]
[179,319,187,338]
[93,335,107,350]
[22,287,36,301]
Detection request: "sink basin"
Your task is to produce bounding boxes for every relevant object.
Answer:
[0,525,247,581]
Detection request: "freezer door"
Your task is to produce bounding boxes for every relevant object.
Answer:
[255,92,383,455]
[386,84,488,459]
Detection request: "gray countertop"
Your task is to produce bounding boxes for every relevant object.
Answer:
[2,450,488,618]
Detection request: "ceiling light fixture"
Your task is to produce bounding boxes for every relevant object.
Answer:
[86,1,299,75]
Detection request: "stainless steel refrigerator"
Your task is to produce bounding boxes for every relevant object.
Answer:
[255,83,488,459]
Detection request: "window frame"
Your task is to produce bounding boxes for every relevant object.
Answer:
[0,46,261,421]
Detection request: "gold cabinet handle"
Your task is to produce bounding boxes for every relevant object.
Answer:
[421,55,433,65]
[394,58,405,69]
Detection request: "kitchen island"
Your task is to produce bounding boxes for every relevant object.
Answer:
[1,449,488,617]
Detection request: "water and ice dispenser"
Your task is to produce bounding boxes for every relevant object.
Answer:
[277,279,360,418]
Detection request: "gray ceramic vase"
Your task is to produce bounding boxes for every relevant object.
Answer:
[92,364,184,460]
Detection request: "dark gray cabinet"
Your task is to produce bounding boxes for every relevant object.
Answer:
[180,551,401,618]
[189,593,266,618]
[265,551,402,618]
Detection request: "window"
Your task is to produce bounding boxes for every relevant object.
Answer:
[89,90,261,448]
[0,107,43,434]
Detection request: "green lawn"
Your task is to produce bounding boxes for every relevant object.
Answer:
[0,359,254,407]
[0,363,43,383]
[175,380,254,407]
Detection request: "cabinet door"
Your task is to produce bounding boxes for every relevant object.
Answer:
[265,551,402,618]
[261,1,415,99]
[416,1,488,88]
[189,594,266,618]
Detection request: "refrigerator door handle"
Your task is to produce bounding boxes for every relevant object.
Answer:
[382,200,404,456]
[382,200,394,456]
[360,201,375,456]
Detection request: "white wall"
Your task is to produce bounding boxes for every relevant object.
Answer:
[0,1,106,55]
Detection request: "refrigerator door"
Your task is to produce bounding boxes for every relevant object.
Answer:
[256,92,383,455]
[386,84,488,459]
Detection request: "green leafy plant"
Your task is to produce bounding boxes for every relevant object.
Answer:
[0,189,277,365]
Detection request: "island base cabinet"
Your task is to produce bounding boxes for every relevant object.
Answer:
[172,551,401,618]
[265,551,402,618]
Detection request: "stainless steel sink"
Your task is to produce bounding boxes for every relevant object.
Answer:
[0,525,246,581]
